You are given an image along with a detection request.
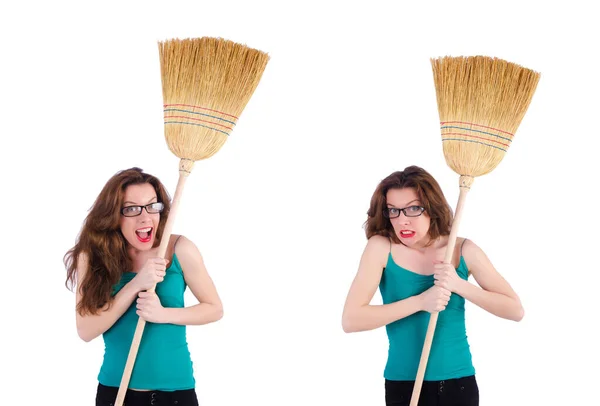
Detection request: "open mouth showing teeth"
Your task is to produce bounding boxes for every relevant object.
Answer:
[135,227,153,242]
[400,230,415,238]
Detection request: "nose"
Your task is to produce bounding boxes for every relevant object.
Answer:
[395,211,410,224]
[138,207,153,222]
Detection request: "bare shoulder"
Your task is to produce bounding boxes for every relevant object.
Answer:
[171,234,205,271]
[171,234,199,255]
[363,235,391,269]
[461,238,486,258]
[460,238,492,272]
[366,234,390,251]
[166,234,193,255]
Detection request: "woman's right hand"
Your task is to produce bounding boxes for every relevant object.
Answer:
[419,285,451,313]
[132,258,168,292]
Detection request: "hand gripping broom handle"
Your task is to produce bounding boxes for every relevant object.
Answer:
[409,175,473,406]
[115,158,194,406]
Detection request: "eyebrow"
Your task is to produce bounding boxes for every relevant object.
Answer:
[387,199,420,207]
[123,197,158,205]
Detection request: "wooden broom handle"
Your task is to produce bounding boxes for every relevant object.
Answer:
[115,159,194,406]
[409,175,473,406]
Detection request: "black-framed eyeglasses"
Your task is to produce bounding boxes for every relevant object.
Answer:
[120,202,164,217]
[383,205,425,219]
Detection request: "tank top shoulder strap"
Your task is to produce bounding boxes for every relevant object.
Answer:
[173,235,183,252]
[460,238,468,257]
[167,235,183,262]
[166,235,183,271]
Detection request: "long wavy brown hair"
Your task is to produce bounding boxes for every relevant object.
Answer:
[64,167,171,316]
[365,165,453,246]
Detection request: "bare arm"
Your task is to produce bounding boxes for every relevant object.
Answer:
[162,236,224,326]
[75,253,142,342]
[342,236,423,333]
[455,240,524,321]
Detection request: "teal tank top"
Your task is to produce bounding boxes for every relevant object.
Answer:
[379,251,475,381]
[98,253,195,390]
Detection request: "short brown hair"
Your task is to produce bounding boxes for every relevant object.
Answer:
[365,165,453,245]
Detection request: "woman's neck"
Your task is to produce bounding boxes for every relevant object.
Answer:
[410,235,448,253]
[127,245,157,272]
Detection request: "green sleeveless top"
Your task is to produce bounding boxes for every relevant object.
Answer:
[379,246,475,381]
[97,253,195,390]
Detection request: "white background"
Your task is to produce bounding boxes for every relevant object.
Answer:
[1,1,599,405]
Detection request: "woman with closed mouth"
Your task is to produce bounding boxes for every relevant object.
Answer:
[342,165,524,406]
[64,167,223,406]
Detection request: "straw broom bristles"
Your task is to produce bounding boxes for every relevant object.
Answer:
[431,56,540,178]
[159,37,270,168]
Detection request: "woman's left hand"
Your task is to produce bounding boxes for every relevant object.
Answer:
[136,291,169,323]
[433,261,462,293]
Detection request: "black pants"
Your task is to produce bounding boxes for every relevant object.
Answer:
[95,383,199,406]
[385,375,479,406]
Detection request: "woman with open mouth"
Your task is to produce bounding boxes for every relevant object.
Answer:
[341,165,524,406]
[64,167,223,406]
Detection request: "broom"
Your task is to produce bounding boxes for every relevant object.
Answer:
[115,37,269,406]
[409,56,540,406]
